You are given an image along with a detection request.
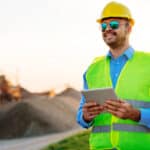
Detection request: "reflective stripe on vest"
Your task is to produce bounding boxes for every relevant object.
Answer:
[126,100,150,108]
[92,125,110,133]
[92,124,150,133]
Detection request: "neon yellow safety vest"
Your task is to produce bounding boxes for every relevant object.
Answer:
[86,51,150,150]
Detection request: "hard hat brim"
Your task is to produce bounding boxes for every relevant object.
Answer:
[96,17,134,26]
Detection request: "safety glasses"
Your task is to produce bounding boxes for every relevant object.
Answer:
[101,20,120,32]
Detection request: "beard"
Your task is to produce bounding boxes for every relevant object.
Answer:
[103,30,127,49]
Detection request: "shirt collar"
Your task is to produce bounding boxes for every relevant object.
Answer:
[107,46,134,60]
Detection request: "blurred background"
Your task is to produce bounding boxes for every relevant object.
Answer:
[0,0,150,93]
[0,0,150,150]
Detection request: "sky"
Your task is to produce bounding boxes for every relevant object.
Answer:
[0,0,150,92]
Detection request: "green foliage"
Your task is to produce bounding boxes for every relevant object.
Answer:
[43,130,90,150]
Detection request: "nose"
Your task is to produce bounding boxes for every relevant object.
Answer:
[105,24,112,31]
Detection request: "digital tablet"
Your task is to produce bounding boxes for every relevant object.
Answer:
[81,87,118,105]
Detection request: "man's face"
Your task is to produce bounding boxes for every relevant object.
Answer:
[100,18,130,48]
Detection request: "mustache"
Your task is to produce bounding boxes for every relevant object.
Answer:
[103,30,117,37]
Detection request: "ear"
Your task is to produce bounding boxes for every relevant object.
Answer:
[99,25,102,31]
[128,25,132,33]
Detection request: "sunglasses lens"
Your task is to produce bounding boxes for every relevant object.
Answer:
[110,21,119,29]
[101,23,107,32]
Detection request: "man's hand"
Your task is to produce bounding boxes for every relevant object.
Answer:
[83,101,104,122]
[104,99,141,122]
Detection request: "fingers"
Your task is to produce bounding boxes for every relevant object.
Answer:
[83,101,104,112]
[83,101,104,122]
[84,101,97,108]
[104,100,125,112]
[104,99,131,119]
[83,106,103,116]
[83,99,137,121]
[106,109,127,119]
[105,99,123,107]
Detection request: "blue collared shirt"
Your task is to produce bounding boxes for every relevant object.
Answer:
[76,47,150,128]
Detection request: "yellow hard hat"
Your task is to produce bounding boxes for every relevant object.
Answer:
[97,1,134,26]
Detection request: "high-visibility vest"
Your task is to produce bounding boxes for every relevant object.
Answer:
[86,51,150,150]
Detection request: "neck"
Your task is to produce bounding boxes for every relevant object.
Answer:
[109,41,130,58]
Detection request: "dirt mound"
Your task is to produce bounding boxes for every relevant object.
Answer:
[0,89,81,139]
[0,102,53,138]
[20,87,33,98]
[57,87,81,100]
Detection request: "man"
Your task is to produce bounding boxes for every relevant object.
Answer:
[76,1,150,150]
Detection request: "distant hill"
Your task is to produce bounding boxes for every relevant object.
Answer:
[20,87,33,98]
[56,87,81,100]
[0,87,81,139]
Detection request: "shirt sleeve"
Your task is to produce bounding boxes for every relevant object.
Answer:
[139,108,150,128]
[76,72,93,128]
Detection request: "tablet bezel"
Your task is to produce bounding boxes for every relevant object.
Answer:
[81,87,118,105]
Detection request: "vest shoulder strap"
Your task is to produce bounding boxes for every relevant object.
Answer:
[91,56,105,65]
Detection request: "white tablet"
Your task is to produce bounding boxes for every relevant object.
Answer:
[81,87,118,105]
